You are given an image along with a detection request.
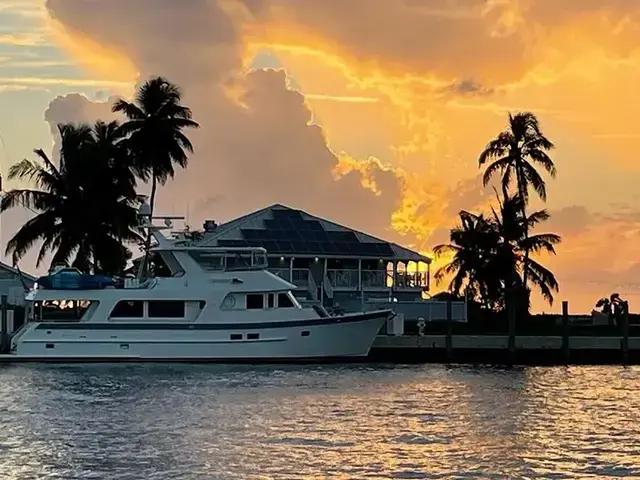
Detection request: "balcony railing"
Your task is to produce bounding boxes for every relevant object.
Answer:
[271,268,309,288]
[271,268,291,281]
[394,271,429,289]
[270,267,428,291]
[326,269,428,290]
[327,269,359,288]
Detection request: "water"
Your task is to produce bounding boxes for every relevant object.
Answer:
[0,364,639,479]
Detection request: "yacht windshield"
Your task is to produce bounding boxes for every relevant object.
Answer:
[188,248,267,272]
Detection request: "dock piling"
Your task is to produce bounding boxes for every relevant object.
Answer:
[562,301,570,363]
[0,295,8,354]
[622,300,630,363]
[445,300,453,361]
[507,291,516,363]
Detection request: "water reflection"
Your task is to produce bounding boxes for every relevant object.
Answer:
[0,364,639,479]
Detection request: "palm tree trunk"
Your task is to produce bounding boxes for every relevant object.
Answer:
[519,189,530,288]
[516,172,531,315]
[138,175,158,280]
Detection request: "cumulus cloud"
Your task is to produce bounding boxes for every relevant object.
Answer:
[44,0,404,242]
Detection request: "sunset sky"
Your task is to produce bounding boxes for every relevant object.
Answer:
[1,0,640,313]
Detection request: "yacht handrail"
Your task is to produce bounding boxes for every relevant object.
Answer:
[151,246,267,253]
[150,244,269,272]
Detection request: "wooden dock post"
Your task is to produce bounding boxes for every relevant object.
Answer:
[621,300,630,363]
[507,290,516,363]
[562,301,570,363]
[0,295,8,354]
[445,300,453,361]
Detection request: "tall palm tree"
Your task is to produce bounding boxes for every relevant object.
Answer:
[0,122,142,275]
[112,76,199,277]
[478,112,556,291]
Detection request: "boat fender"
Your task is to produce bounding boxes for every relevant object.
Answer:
[417,318,426,337]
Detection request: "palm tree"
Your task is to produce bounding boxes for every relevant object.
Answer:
[433,211,504,309]
[434,194,561,309]
[478,112,556,292]
[490,194,561,306]
[0,122,142,275]
[87,120,143,273]
[112,77,199,277]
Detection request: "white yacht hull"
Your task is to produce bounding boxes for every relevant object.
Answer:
[4,310,389,362]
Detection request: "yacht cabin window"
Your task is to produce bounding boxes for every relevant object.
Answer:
[277,293,294,308]
[111,300,144,318]
[246,294,264,310]
[222,292,298,310]
[148,300,185,318]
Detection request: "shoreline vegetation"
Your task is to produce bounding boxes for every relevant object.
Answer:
[0,77,621,326]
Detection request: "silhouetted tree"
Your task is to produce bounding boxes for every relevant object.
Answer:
[113,76,199,277]
[434,193,561,310]
[0,122,142,275]
[478,112,556,290]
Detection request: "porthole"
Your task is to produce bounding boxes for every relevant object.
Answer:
[222,295,237,309]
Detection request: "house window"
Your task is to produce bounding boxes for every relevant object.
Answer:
[267,293,275,309]
[148,300,185,318]
[110,300,144,318]
[246,294,264,309]
[278,293,294,308]
[230,333,243,340]
[247,333,259,340]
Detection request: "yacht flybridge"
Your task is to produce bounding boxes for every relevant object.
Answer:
[6,211,390,362]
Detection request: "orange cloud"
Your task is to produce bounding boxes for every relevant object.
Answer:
[46,17,137,88]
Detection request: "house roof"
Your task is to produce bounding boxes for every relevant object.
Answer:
[0,261,36,282]
[196,203,431,263]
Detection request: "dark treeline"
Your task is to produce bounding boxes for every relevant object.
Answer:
[434,112,561,315]
[0,77,199,277]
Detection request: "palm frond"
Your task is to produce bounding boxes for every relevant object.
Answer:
[522,162,547,201]
[0,189,57,212]
[112,99,145,119]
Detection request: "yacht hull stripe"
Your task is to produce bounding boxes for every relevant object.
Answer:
[34,310,389,331]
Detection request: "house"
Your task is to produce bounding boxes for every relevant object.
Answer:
[0,261,35,306]
[192,204,466,322]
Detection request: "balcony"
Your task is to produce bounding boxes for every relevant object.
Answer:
[327,269,427,291]
[394,271,429,289]
[272,268,309,288]
[270,267,428,291]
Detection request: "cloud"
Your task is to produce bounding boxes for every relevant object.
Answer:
[43,0,404,245]
[0,76,130,88]
[444,79,495,97]
[0,0,45,18]
[35,0,640,313]
[533,204,640,312]
[0,84,34,93]
[0,33,46,46]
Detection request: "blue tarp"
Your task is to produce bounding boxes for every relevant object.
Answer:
[37,271,114,290]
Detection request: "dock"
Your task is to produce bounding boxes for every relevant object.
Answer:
[369,334,640,365]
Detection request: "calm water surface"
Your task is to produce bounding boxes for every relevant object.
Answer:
[0,364,639,479]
